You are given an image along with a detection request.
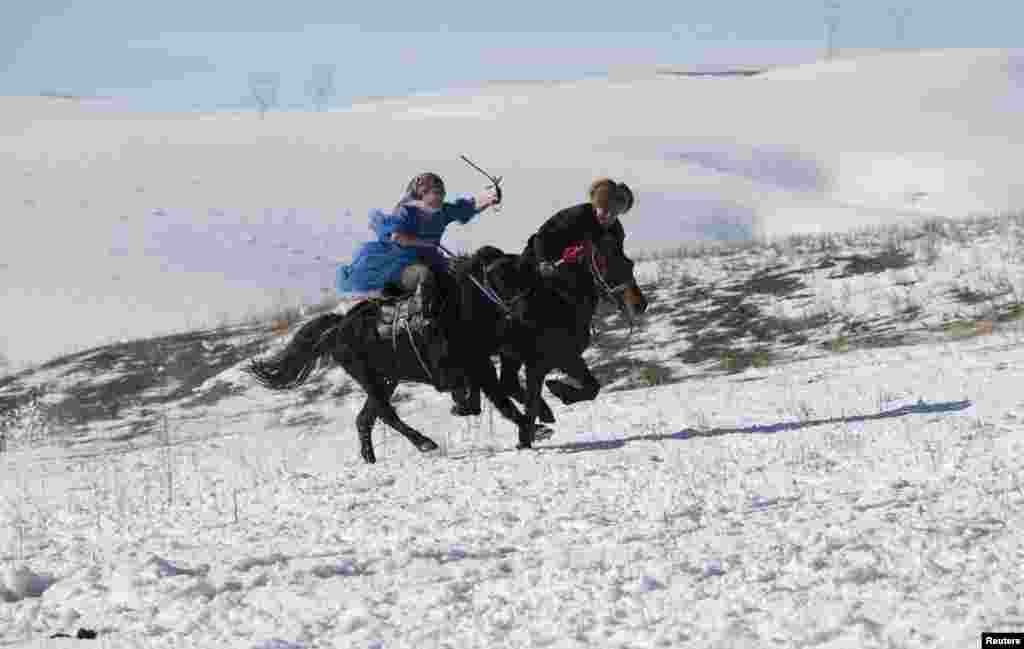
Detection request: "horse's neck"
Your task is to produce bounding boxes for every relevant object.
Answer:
[536,274,596,321]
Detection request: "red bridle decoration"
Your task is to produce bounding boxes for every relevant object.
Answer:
[560,241,608,275]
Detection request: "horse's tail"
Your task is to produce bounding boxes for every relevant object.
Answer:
[248,312,346,390]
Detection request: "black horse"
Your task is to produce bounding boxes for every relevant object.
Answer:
[247,247,542,463]
[459,232,647,435]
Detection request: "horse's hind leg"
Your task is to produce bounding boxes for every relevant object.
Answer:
[355,379,397,464]
[355,396,378,464]
[345,354,431,462]
[360,377,437,455]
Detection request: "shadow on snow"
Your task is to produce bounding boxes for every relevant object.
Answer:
[546,399,973,455]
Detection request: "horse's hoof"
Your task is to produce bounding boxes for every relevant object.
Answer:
[418,439,439,453]
[533,425,554,441]
[361,450,377,464]
[516,441,533,450]
[545,380,575,404]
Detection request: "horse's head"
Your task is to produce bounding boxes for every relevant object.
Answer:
[455,246,535,325]
[586,232,649,323]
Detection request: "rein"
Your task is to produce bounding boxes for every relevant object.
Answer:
[587,245,637,334]
[435,242,637,335]
[437,244,528,318]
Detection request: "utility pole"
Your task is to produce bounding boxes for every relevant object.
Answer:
[824,1,841,61]
[307,64,336,112]
[249,72,280,119]
[889,6,912,48]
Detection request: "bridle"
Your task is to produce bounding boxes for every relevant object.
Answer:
[571,241,638,330]
[437,244,531,319]
[477,257,532,318]
[436,242,638,331]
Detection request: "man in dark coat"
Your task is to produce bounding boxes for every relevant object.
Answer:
[520,177,633,275]
[450,178,645,415]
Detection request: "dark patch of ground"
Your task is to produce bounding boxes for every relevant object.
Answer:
[717,347,774,374]
[591,357,678,392]
[1,324,275,436]
[900,305,924,322]
[282,411,330,429]
[726,267,809,297]
[181,380,250,410]
[673,291,833,365]
[829,249,915,277]
[847,332,925,349]
[949,286,1011,306]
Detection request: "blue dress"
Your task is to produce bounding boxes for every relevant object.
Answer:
[336,198,479,293]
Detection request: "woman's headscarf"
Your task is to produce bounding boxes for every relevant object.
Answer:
[394,172,446,214]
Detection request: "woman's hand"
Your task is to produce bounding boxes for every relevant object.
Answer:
[475,188,501,211]
[391,232,431,248]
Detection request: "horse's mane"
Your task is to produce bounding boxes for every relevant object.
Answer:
[450,245,508,282]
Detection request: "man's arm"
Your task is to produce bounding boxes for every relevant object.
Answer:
[531,205,582,261]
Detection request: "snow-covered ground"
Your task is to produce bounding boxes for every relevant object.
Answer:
[2,48,1023,369]
[2,210,1024,647]
[2,47,1024,647]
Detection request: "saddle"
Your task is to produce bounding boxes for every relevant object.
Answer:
[372,284,434,343]
[364,283,456,390]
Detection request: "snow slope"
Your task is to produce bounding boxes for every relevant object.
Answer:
[1,48,1022,369]
[1,214,1023,647]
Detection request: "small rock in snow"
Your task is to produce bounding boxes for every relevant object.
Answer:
[637,575,664,592]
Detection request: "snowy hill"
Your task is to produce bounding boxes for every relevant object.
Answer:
[1,213,1023,647]
[2,48,1023,370]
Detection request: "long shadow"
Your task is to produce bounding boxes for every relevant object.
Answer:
[546,399,973,455]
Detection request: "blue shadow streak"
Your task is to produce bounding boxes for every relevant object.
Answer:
[547,399,973,455]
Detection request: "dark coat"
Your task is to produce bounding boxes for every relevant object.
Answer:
[521,203,629,266]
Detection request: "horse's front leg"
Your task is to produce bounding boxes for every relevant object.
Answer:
[519,362,552,449]
[464,357,534,445]
[500,353,556,424]
[498,354,526,402]
[546,354,601,405]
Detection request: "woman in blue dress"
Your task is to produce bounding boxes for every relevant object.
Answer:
[336,172,500,389]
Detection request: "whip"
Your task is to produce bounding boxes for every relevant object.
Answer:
[459,155,503,210]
